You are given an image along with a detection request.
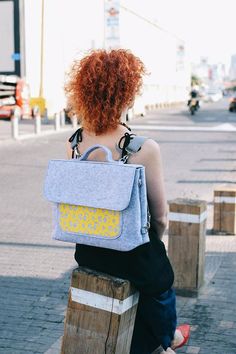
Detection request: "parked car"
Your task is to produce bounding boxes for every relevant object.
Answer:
[203,89,223,103]
[0,75,31,119]
[229,95,236,112]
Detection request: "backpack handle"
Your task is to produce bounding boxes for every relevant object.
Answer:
[78,144,115,162]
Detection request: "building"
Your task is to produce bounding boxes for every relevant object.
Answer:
[229,54,236,81]
[192,57,226,90]
[0,0,191,116]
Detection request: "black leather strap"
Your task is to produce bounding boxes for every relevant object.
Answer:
[68,125,147,161]
[68,128,83,158]
[118,132,136,159]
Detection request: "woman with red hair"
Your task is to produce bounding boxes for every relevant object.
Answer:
[65,49,189,354]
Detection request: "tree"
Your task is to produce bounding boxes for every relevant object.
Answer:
[191,75,202,87]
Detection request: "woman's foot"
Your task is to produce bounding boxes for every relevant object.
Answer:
[171,324,190,350]
[152,325,190,354]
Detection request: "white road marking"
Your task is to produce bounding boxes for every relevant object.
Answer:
[129,124,236,132]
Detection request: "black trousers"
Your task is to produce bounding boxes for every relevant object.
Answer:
[130,289,177,354]
[75,237,176,353]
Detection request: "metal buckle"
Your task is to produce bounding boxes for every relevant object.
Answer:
[119,152,131,163]
[74,145,81,158]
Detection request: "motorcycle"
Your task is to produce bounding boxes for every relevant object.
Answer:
[189,98,199,115]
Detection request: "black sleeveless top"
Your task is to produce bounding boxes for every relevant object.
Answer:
[69,127,174,296]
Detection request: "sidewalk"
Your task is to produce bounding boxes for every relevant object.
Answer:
[45,234,236,354]
[176,235,236,354]
[0,124,236,353]
[0,117,72,144]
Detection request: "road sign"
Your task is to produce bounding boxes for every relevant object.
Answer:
[104,0,120,49]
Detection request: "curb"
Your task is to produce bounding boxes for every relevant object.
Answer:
[0,126,74,145]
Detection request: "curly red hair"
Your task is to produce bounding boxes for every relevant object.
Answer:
[65,49,146,135]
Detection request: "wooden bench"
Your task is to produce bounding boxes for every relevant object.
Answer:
[61,267,139,354]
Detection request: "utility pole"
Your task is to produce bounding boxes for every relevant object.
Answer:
[39,0,44,97]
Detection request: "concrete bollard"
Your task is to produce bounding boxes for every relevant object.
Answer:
[54,112,60,131]
[34,109,41,135]
[11,107,20,139]
[71,115,78,129]
[213,186,236,235]
[168,198,207,294]
[60,110,66,127]
[61,267,139,354]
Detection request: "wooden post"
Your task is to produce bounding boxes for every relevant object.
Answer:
[61,267,139,354]
[71,115,78,129]
[213,186,236,235]
[168,198,207,293]
[60,110,65,127]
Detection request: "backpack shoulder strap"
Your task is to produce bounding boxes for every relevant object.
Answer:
[119,134,148,163]
[69,127,148,161]
[68,127,83,158]
[126,135,148,154]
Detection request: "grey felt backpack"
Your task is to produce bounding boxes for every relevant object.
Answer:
[44,135,150,251]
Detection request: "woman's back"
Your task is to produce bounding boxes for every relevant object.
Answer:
[64,49,181,353]
[67,124,167,239]
[67,122,173,295]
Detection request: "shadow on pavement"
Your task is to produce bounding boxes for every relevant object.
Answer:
[0,251,236,353]
[0,269,74,354]
[176,251,236,353]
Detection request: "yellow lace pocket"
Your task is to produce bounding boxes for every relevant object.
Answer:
[58,203,121,238]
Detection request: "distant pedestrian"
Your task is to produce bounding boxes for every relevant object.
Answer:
[65,49,190,354]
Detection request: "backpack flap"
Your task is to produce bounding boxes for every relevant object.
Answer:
[44,159,142,211]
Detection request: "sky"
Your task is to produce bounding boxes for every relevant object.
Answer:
[124,0,236,69]
[49,0,236,71]
[22,0,235,111]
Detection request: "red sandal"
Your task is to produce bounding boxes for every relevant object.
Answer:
[172,324,190,349]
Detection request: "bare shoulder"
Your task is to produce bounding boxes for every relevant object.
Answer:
[135,138,161,158]
[141,138,160,154]
[129,138,161,165]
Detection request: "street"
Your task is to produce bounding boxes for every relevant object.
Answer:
[130,99,236,209]
[0,98,236,353]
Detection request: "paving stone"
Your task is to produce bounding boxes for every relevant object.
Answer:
[1,119,236,354]
[186,347,200,354]
[219,320,234,328]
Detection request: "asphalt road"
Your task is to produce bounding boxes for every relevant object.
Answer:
[129,98,236,225]
[131,98,236,128]
[0,98,236,353]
